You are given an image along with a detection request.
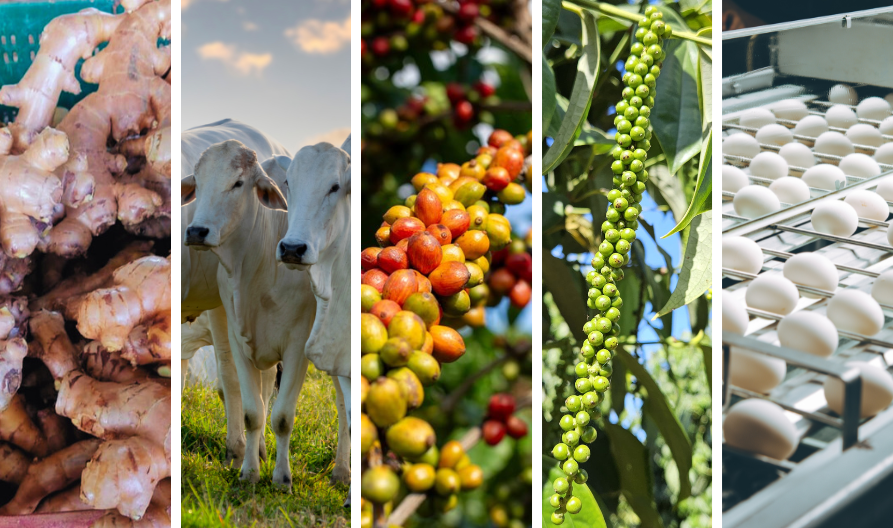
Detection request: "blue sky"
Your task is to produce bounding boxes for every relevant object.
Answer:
[182,0,350,151]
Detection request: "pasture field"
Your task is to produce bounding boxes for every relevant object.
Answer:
[181,365,349,527]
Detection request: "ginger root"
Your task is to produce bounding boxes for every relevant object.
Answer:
[76,256,170,355]
[0,441,30,485]
[81,437,170,519]
[0,128,69,259]
[56,372,171,459]
[0,298,29,411]
[44,0,172,257]
[0,438,102,515]
[0,10,122,151]
[0,395,48,457]
[0,1,171,522]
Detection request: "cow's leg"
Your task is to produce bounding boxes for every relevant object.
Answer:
[208,306,246,467]
[332,376,350,486]
[269,353,310,488]
[232,351,266,483]
[180,358,190,389]
[258,365,278,462]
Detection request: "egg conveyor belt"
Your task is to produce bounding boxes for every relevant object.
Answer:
[722,86,893,525]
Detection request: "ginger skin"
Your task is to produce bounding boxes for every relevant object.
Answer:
[0,251,31,295]
[76,256,170,354]
[28,310,79,382]
[0,394,49,457]
[81,437,170,520]
[56,371,171,459]
[31,241,154,314]
[1,296,30,410]
[0,10,122,151]
[44,0,172,257]
[0,438,101,515]
[0,128,69,259]
[82,341,151,384]
[0,441,30,485]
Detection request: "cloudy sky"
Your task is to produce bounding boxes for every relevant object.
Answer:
[182,0,350,152]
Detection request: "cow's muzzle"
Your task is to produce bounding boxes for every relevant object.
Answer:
[185,225,213,248]
[278,241,308,265]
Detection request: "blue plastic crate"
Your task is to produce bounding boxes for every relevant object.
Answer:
[0,0,122,123]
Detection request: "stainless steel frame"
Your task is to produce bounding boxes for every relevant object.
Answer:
[722,8,893,526]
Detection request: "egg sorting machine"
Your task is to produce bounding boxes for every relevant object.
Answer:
[721,7,893,528]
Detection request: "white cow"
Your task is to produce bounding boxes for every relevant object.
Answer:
[181,139,350,487]
[181,119,287,465]
[275,135,352,504]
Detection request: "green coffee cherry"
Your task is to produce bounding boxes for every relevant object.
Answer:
[552,14,671,522]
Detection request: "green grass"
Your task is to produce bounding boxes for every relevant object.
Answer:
[181,365,349,527]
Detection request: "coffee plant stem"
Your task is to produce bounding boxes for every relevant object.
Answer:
[433,0,533,63]
[386,428,483,526]
[566,0,713,46]
[443,341,533,412]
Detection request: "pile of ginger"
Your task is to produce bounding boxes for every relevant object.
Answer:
[0,0,172,525]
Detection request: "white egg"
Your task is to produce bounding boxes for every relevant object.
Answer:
[872,269,893,305]
[824,362,893,418]
[802,164,846,190]
[811,200,858,237]
[827,289,885,336]
[749,151,789,180]
[723,133,761,159]
[777,311,839,357]
[729,349,787,394]
[792,115,829,139]
[856,97,892,121]
[826,105,858,129]
[724,399,799,460]
[722,165,750,193]
[814,131,855,156]
[829,84,858,105]
[739,108,777,129]
[844,189,889,221]
[874,143,893,164]
[782,253,839,297]
[846,123,883,147]
[877,176,893,201]
[723,294,750,335]
[745,274,800,316]
[769,177,810,204]
[886,93,893,107]
[879,116,893,136]
[839,153,881,178]
[723,236,764,275]
[733,185,781,219]
[771,99,809,121]
[778,142,815,168]
[756,124,794,146]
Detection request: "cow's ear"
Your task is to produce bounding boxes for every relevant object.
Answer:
[181,175,196,206]
[260,156,290,188]
[256,176,288,211]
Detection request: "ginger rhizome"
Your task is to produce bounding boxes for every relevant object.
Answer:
[0,128,69,259]
[45,0,172,257]
[0,1,171,521]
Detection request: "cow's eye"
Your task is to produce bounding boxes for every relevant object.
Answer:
[329,184,340,194]
[232,181,243,189]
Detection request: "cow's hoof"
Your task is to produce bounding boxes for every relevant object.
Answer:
[330,470,350,486]
[224,448,244,468]
[343,496,350,508]
[272,473,293,490]
[239,468,260,483]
